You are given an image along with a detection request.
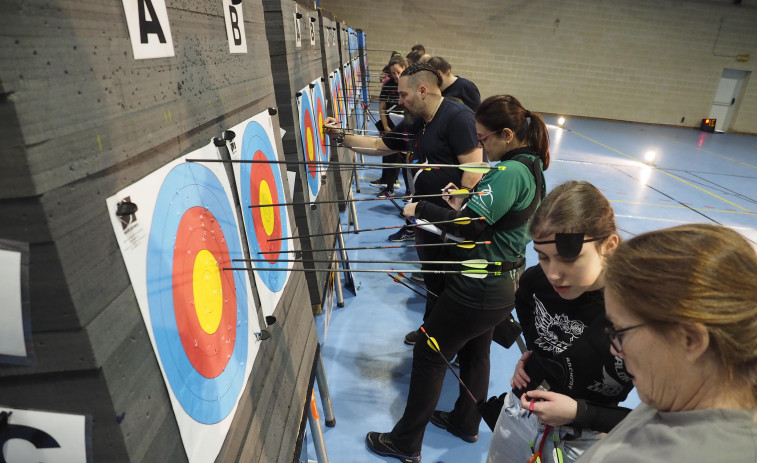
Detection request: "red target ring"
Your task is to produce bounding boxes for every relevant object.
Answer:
[250,150,283,263]
[172,206,237,379]
[303,109,317,178]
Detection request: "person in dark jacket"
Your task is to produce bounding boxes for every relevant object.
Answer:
[487,180,634,463]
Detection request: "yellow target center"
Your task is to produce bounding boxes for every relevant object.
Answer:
[259,180,275,236]
[192,249,223,335]
[306,126,315,161]
[318,112,325,145]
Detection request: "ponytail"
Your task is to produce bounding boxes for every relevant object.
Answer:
[476,95,550,170]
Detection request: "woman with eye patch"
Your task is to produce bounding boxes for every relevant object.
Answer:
[486,181,634,463]
[576,224,757,462]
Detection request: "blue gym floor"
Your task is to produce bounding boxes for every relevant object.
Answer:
[304,115,757,463]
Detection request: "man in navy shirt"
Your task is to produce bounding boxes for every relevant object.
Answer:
[427,56,481,112]
[324,63,483,341]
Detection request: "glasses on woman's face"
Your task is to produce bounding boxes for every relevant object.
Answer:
[605,323,647,353]
[476,129,500,147]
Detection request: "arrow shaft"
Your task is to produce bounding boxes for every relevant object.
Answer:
[233,258,496,266]
[388,274,428,299]
[257,240,489,254]
[248,191,478,209]
[420,327,478,405]
[265,217,483,241]
[396,272,439,299]
[225,267,495,276]
[187,158,488,171]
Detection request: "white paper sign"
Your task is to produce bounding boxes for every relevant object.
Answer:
[0,249,25,357]
[0,407,89,463]
[223,0,247,54]
[294,12,302,48]
[121,0,175,59]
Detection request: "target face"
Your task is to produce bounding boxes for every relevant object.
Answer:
[312,82,329,164]
[299,92,321,196]
[344,62,354,108]
[332,70,347,129]
[240,121,291,292]
[146,162,249,425]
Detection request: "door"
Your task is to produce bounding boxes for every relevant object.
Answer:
[709,69,748,132]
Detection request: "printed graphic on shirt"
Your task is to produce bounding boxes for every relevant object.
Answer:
[533,295,586,354]
[587,366,625,396]
[468,184,494,215]
[614,356,633,383]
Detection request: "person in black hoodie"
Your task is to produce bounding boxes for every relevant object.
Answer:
[486,180,634,463]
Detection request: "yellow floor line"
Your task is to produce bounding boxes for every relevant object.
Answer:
[570,130,750,212]
[610,199,756,216]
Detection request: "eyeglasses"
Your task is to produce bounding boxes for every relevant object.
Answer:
[605,323,647,353]
[476,129,501,147]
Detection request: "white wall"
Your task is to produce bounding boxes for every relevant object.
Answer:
[322,0,757,133]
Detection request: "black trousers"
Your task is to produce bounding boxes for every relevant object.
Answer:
[389,290,513,452]
[414,229,445,319]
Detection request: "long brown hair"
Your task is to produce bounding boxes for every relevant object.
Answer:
[530,181,616,240]
[605,224,757,392]
[476,95,549,170]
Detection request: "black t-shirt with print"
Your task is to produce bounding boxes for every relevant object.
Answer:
[514,264,634,431]
[382,98,477,207]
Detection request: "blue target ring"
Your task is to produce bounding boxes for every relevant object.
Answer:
[312,83,329,165]
[146,162,249,424]
[240,121,291,292]
[299,93,321,197]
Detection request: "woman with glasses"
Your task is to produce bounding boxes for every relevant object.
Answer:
[576,224,757,462]
[363,94,548,463]
[487,181,634,463]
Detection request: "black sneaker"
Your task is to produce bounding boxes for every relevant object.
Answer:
[370,179,388,187]
[404,329,422,346]
[365,432,421,463]
[429,410,478,443]
[377,187,394,197]
[388,228,415,242]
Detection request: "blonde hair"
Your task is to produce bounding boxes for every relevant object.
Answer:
[530,181,616,240]
[605,223,757,390]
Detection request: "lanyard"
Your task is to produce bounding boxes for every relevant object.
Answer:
[527,425,552,463]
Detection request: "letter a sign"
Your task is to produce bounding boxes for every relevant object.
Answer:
[224,0,248,54]
[122,0,175,59]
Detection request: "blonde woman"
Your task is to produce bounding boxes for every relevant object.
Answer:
[578,224,757,462]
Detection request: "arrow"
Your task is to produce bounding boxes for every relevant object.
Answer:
[388,273,428,299]
[248,189,481,209]
[420,326,478,405]
[395,271,439,299]
[256,240,492,254]
[225,266,499,279]
[264,217,485,241]
[186,158,504,174]
[233,258,498,269]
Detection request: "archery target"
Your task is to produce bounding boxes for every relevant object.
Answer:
[299,90,321,197]
[352,59,365,132]
[107,144,260,463]
[344,62,354,114]
[311,81,329,165]
[146,161,249,424]
[332,69,347,129]
[226,110,294,318]
[239,120,291,292]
